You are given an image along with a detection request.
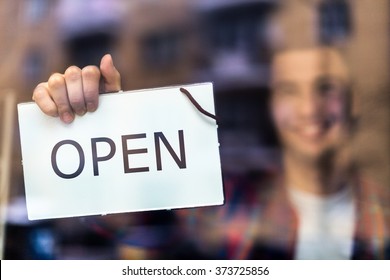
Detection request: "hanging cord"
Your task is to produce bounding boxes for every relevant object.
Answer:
[179,87,219,123]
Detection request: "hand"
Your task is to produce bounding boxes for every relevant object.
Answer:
[32,54,121,124]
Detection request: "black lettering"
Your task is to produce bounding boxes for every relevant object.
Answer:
[51,140,85,179]
[154,130,186,171]
[91,137,116,176]
[122,134,149,173]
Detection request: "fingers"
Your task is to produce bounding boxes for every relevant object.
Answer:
[100,54,121,93]
[32,83,58,117]
[82,65,101,112]
[64,66,85,116]
[33,54,121,124]
[48,73,74,124]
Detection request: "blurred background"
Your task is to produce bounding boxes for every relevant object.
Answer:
[0,0,389,259]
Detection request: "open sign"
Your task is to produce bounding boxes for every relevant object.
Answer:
[18,83,224,220]
[50,130,187,179]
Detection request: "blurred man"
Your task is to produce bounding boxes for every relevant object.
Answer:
[32,47,388,259]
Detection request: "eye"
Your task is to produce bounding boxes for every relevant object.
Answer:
[316,79,344,97]
[318,82,335,94]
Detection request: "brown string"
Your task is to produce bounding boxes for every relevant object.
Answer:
[179,87,219,122]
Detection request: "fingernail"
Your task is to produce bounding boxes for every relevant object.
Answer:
[76,109,86,116]
[87,102,96,112]
[61,112,74,124]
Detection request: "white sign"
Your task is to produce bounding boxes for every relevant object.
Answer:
[18,83,224,220]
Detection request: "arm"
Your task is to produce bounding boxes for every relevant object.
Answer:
[32,54,121,123]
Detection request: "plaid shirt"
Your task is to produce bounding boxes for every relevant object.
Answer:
[251,174,389,259]
[108,171,389,259]
[169,172,390,259]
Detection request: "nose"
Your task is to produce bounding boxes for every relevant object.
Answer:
[298,88,322,119]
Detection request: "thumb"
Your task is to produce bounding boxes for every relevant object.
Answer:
[100,54,121,93]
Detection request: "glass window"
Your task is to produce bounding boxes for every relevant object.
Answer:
[24,0,49,23]
[141,31,183,70]
[318,0,351,43]
[24,50,45,84]
[203,2,273,64]
[65,32,115,68]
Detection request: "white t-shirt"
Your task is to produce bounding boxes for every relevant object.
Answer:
[288,186,356,259]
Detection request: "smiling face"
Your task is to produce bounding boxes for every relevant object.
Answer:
[270,48,351,163]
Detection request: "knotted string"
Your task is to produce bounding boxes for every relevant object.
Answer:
[179,87,219,123]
